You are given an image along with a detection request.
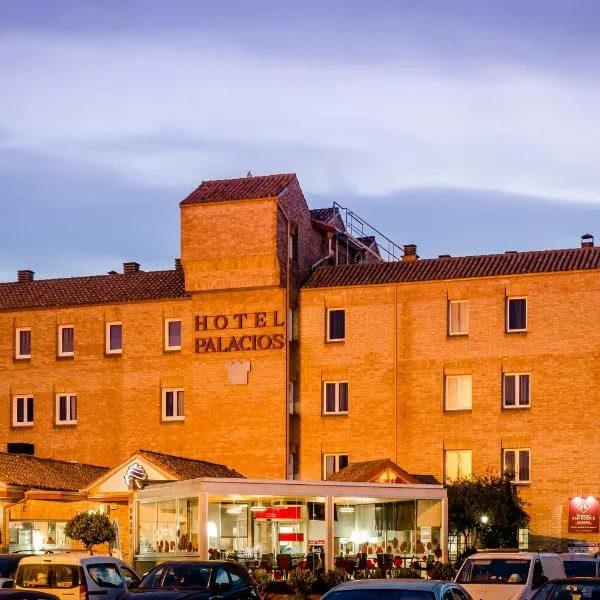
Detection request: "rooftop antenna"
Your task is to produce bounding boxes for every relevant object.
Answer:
[246,170,253,178]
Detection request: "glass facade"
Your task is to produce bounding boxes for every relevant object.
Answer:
[9,520,69,552]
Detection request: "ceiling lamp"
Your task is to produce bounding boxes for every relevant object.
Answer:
[338,504,355,513]
[226,502,246,514]
[250,497,266,512]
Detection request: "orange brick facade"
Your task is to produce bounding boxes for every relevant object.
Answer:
[0,173,598,551]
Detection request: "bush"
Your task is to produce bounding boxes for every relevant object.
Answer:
[320,568,349,590]
[250,569,272,600]
[287,568,316,599]
[389,567,422,579]
[354,568,383,580]
[64,512,115,555]
[429,562,457,581]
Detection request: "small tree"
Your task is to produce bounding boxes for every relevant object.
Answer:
[447,471,530,552]
[64,512,116,555]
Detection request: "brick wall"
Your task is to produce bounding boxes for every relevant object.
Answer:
[299,269,600,545]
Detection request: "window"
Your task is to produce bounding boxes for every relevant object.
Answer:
[503,373,530,408]
[445,450,472,482]
[58,325,74,357]
[448,300,469,335]
[327,309,345,342]
[323,454,348,479]
[165,319,182,351]
[86,564,123,588]
[56,394,77,425]
[105,322,122,354]
[503,448,530,483]
[323,381,349,414]
[445,375,472,410]
[12,395,34,426]
[15,327,31,359]
[162,388,184,421]
[507,297,527,332]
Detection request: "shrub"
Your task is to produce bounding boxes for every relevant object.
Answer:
[287,568,316,599]
[389,567,422,579]
[250,569,272,600]
[354,568,383,580]
[321,568,349,590]
[429,562,457,581]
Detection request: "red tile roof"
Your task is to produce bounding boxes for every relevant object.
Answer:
[0,270,187,311]
[304,247,600,288]
[310,207,339,223]
[137,449,245,479]
[0,452,108,492]
[180,173,297,205]
[326,459,438,484]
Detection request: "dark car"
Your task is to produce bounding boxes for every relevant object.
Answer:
[0,591,59,600]
[531,578,600,600]
[321,579,474,600]
[123,561,257,600]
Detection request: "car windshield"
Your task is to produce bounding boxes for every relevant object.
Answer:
[535,582,600,600]
[0,559,18,578]
[457,559,531,584]
[140,565,211,590]
[325,590,435,600]
[563,561,597,577]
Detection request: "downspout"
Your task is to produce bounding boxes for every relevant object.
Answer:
[277,201,291,480]
[394,284,398,463]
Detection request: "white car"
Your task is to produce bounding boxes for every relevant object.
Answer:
[455,551,565,600]
[14,554,140,600]
[559,553,600,578]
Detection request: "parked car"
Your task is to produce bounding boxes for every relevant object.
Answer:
[122,561,257,600]
[559,554,600,578]
[455,551,565,600]
[530,577,600,600]
[0,554,40,589]
[321,578,473,600]
[0,591,59,600]
[14,554,140,600]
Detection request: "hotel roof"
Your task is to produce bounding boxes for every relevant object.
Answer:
[180,173,297,205]
[137,449,245,479]
[0,452,109,492]
[0,269,187,311]
[304,246,600,288]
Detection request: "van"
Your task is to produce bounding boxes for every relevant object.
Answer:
[455,551,565,600]
[559,553,600,577]
[14,554,140,600]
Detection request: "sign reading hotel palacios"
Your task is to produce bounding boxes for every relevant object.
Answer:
[195,310,285,353]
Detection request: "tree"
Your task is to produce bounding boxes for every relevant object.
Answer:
[447,472,530,551]
[64,511,116,555]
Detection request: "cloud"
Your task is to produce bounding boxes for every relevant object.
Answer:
[1,33,600,202]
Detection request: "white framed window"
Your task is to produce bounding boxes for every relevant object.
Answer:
[507,297,527,332]
[503,373,530,408]
[15,327,31,359]
[323,381,349,414]
[12,395,34,427]
[445,374,472,411]
[444,449,472,482]
[448,300,469,335]
[105,322,122,354]
[56,394,77,425]
[58,325,74,357]
[162,388,184,421]
[503,448,530,483]
[323,453,349,479]
[326,308,345,342]
[164,318,182,351]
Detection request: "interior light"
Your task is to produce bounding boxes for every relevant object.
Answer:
[338,504,355,513]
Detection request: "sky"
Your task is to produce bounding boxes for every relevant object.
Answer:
[2,0,600,280]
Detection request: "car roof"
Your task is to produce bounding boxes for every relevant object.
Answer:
[559,554,599,560]
[467,553,541,560]
[548,578,600,584]
[18,553,125,565]
[148,561,233,568]
[325,579,452,592]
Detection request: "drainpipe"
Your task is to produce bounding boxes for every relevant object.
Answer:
[277,201,291,480]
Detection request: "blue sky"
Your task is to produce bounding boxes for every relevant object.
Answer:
[2,0,600,279]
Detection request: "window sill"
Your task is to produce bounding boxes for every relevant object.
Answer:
[506,330,528,335]
[11,423,34,428]
[325,338,345,344]
[104,351,122,358]
[14,357,31,362]
[164,347,182,353]
[55,421,77,427]
[56,355,74,360]
[322,412,349,418]
[444,408,473,413]
[162,417,185,423]
[447,333,469,338]
[502,405,531,410]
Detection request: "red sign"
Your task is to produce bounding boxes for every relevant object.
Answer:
[253,506,301,520]
[568,497,600,533]
[279,533,304,542]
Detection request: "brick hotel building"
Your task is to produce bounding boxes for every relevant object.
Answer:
[1,172,600,550]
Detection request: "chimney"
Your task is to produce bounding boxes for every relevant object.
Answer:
[17,269,34,282]
[175,258,183,271]
[402,244,418,262]
[581,233,594,248]
[123,261,140,274]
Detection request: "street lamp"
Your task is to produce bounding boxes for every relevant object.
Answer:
[481,515,489,524]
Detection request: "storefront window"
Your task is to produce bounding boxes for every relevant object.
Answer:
[137,498,199,555]
[9,521,68,552]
